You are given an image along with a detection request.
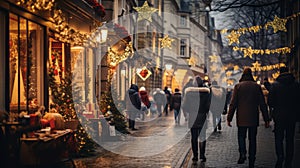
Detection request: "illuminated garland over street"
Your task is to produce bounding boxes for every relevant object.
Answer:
[232,46,292,58]
[221,12,300,38]
[220,13,300,58]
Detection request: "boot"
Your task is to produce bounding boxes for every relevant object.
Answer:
[200,141,207,162]
[249,158,255,168]
[237,154,246,164]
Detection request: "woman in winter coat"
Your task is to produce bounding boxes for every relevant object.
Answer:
[125,84,141,130]
[182,76,211,164]
[139,86,151,120]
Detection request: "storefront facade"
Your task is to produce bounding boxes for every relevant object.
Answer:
[0,0,104,114]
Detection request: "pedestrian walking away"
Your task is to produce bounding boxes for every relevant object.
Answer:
[268,66,300,168]
[153,88,166,117]
[163,86,171,116]
[227,67,270,168]
[182,76,194,121]
[182,76,211,165]
[170,88,182,125]
[125,84,142,131]
[139,86,151,121]
[210,81,226,132]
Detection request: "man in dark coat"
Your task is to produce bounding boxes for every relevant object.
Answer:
[182,76,211,164]
[227,68,270,168]
[125,84,141,130]
[170,88,182,124]
[268,67,300,168]
[163,86,171,116]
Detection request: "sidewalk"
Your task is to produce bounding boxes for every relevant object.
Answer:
[184,117,300,168]
[72,111,192,168]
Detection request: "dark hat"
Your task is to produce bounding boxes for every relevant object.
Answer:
[243,68,252,75]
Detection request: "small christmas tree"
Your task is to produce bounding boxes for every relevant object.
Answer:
[100,86,129,134]
[49,49,97,157]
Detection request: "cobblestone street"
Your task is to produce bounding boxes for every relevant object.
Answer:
[185,115,300,168]
[71,112,300,168]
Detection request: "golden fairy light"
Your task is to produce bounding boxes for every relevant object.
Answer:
[17,0,55,12]
[108,42,133,66]
[209,55,219,63]
[159,35,174,49]
[133,1,158,22]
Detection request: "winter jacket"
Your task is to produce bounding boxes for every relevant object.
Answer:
[227,81,269,127]
[170,92,182,111]
[182,87,211,128]
[139,90,151,108]
[210,85,226,117]
[153,90,166,105]
[268,73,300,123]
[125,84,141,114]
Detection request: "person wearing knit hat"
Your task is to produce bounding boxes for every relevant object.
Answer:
[227,67,270,168]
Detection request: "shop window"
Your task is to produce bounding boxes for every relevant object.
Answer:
[9,13,44,113]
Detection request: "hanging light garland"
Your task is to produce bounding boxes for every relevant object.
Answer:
[220,13,300,57]
[221,12,300,38]
[17,0,55,12]
[107,42,133,66]
[233,46,292,58]
[245,61,286,72]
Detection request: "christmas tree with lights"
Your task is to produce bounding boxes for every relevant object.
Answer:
[49,49,97,157]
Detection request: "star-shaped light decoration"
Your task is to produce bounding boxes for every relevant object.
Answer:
[136,66,152,81]
[270,15,287,33]
[222,77,227,83]
[209,55,219,63]
[210,64,218,72]
[243,47,253,59]
[159,35,174,49]
[233,65,239,71]
[225,71,232,77]
[227,30,241,45]
[252,61,261,70]
[133,1,158,22]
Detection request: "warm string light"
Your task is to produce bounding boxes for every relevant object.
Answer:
[233,46,292,58]
[107,42,133,66]
[245,61,286,72]
[50,9,88,46]
[17,0,55,12]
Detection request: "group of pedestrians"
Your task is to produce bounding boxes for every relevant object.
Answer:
[227,67,300,168]
[125,66,299,168]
